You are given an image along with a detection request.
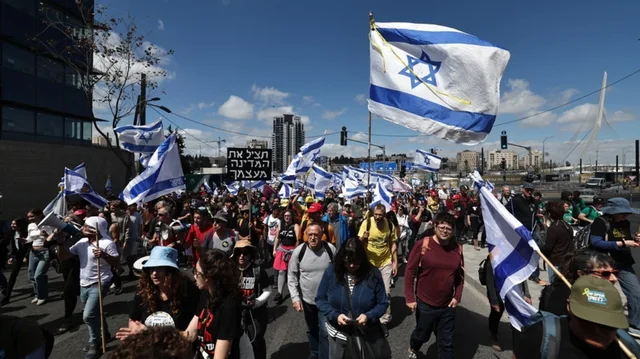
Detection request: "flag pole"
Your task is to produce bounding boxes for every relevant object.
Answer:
[534,248,636,359]
[366,11,374,207]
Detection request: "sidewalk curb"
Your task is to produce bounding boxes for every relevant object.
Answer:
[464,271,486,297]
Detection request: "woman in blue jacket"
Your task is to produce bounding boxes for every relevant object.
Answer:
[316,237,389,359]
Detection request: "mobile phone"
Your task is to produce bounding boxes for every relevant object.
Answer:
[346,319,358,325]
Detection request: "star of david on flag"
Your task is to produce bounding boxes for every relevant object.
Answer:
[414,149,441,173]
[368,22,510,144]
[398,51,441,88]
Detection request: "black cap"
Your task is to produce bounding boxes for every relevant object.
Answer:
[522,183,535,190]
[592,197,604,206]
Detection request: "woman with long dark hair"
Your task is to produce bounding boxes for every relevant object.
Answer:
[539,248,617,316]
[272,209,299,304]
[116,246,200,341]
[185,248,244,359]
[541,201,575,284]
[1,218,29,305]
[26,208,50,305]
[316,238,390,359]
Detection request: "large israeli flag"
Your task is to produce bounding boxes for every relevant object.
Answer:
[114,119,165,153]
[64,168,109,209]
[312,165,332,200]
[369,172,394,190]
[370,182,392,212]
[121,133,185,204]
[470,171,539,330]
[369,22,510,144]
[278,183,293,199]
[414,149,442,172]
[343,178,368,199]
[282,137,325,182]
[44,192,67,217]
[226,181,240,196]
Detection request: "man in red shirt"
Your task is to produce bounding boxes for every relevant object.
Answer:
[184,208,213,267]
[404,212,463,359]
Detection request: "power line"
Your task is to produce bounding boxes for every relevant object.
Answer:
[166,111,337,139]
[560,128,593,165]
[150,107,217,150]
[359,67,640,137]
[495,68,640,127]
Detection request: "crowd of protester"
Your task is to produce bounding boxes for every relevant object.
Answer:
[0,181,640,359]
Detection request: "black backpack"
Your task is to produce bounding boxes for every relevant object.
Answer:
[574,218,609,251]
[478,257,488,286]
[298,241,334,263]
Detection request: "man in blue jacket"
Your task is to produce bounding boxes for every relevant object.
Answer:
[323,203,349,251]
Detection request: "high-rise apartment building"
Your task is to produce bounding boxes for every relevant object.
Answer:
[522,150,542,169]
[272,114,305,173]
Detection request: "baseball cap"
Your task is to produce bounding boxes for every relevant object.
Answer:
[305,196,314,203]
[569,276,628,329]
[522,183,535,191]
[307,203,323,213]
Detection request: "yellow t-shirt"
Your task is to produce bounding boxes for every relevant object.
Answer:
[358,217,397,267]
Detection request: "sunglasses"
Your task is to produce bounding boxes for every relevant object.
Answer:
[236,249,253,256]
[587,269,619,278]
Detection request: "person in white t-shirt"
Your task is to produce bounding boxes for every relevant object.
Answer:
[69,216,120,359]
[262,206,282,265]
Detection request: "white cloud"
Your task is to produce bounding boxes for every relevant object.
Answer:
[218,95,254,120]
[303,96,321,107]
[322,108,347,120]
[157,19,165,30]
[519,111,557,128]
[251,84,289,105]
[499,79,546,114]
[320,143,381,158]
[198,101,216,110]
[256,106,294,123]
[354,94,367,105]
[557,103,598,124]
[559,88,578,103]
[351,132,368,141]
[300,115,311,126]
[609,110,635,123]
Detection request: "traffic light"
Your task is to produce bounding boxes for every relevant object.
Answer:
[500,130,508,149]
[430,148,436,154]
[440,157,449,170]
[340,126,347,146]
[400,165,406,178]
[500,158,506,170]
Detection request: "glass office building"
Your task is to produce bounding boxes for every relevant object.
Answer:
[0,0,95,145]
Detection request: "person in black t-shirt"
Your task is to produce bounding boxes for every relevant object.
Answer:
[516,276,631,359]
[116,246,200,341]
[588,197,640,335]
[234,240,271,359]
[185,249,244,359]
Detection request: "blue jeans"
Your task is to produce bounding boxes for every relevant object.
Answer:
[547,266,559,284]
[617,266,640,328]
[302,301,328,359]
[80,283,111,345]
[28,249,50,300]
[410,300,456,359]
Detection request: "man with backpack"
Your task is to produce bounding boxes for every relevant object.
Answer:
[515,276,639,358]
[298,203,336,245]
[287,223,336,359]
[358,203,398,328]
[588,197,640,336]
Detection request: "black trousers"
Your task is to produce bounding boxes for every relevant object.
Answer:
[60,258,80,319]
[488,302,520,348]
[3,249,28,301]
[243,307,269,359]
[469,216,481,240]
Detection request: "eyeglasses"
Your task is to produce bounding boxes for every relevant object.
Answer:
[587,269,619,278]
[436,226,453,232]
[192,268,205,278]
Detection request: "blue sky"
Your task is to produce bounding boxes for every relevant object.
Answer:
[99,0,640,165]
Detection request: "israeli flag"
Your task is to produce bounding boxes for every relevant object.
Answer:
[242,180,266,192]
[369,22,510,144]
[282,137,325,182]
[203,181,213,194]
[414,149,441,172]
[44,191,67,217]
[305,170,317,190]
[370,172,394,190]
[74,163,87,179]
[114,119,165,154]
[343,178,368,200]
[64,168,109,209]
[279,183,293,199]
[226,181,240,195]
[391,176,412,192]
[470,171,539,330]
[121,133,186,205]
[332,173,343,191]
[139,154,151,168]
[370,182,392,212]
[105,176,112,194]
[312,165,332,200]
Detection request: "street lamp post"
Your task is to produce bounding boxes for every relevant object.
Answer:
[542,136,554,173]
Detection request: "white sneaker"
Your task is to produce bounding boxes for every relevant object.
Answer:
[31,298,39,304]
[36,299,46,306]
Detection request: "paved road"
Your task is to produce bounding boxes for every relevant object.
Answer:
[1,262,514,359]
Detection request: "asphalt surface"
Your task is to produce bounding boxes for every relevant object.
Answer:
[1,261,515,359]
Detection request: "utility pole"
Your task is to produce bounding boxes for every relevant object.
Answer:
[140,73,147,126]
[480,147,484,175]
[636,139,639,187]
[215,137,226,157]
[615,155,619,184]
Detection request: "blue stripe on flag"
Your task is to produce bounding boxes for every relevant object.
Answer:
[121,143,163,153]
[493,226,536,294]
[504,296,530,327]
[114,120,163,132]
[369,85,495,133]
[377,27,498,48]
